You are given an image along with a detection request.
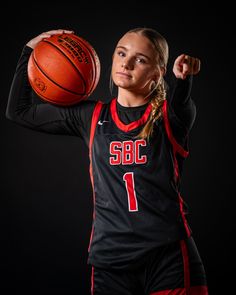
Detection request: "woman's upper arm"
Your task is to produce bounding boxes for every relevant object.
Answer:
[19,100,97,139]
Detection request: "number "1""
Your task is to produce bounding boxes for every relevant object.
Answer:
[123,172,138,212]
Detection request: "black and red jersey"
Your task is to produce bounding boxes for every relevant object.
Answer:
[87,97,191,269]
[5,46,196,270]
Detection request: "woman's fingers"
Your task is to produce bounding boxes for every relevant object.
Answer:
[173,54,201,79]
[43,29,74,35]
[26,29,74,49]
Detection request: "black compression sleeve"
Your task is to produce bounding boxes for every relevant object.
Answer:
[168,75,196,133]
[6,46,96,145]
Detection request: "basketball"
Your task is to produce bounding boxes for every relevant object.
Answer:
[27,33,101,106]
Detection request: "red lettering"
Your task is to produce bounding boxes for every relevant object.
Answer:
[109,139,147,165]
[135,139,147,164]
[110,141,122,165]
[123,141,134,165]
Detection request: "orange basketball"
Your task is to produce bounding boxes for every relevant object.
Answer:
[27,33,101,106]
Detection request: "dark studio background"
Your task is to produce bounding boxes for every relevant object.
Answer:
[0,1,234,294]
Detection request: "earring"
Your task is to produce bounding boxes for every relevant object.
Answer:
[151,80,157,90]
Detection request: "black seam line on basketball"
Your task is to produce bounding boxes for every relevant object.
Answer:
[36,41,87,95]
[55,34,97,87]
[76,37,97,94]
[32,54,86,96]
[42,39,88,93]
[30,68,88,105]
[65,35,97,94]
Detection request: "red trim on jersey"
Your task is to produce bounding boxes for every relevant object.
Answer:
[150,285,208,295]
[89,101,104,163]
[162,100,189,158]
[91,266,94,295]
[110,97,152,132]
[150,240,208,295]
[179,193,192,237]
[88,100,104,252]
[162,99,191,237]
[180,239,190,293]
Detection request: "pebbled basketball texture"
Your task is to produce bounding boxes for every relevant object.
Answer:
[27,33,101,106]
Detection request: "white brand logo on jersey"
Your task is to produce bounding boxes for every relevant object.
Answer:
[98,120,109,125]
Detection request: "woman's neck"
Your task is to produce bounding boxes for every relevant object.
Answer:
[117,89,150,107]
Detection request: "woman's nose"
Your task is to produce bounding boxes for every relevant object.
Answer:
[122,58,133,69]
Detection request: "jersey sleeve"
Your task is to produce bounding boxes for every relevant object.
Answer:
[166,75,197,146]
[5,46,97,146]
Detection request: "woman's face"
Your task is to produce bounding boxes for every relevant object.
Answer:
[112,32,159,95]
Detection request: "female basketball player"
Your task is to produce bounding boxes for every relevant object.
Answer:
[6,28,208,295]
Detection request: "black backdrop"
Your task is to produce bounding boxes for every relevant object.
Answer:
[0,2,234,294]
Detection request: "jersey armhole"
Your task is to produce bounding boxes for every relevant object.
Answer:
[162,100,189,158]
[89,100,104,152]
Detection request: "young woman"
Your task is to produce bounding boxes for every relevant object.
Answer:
[6,28,208,295]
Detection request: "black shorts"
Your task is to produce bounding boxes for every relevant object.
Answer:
[90,236,208,295]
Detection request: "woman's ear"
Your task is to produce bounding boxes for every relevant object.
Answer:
[152,67,165,83]
[151,73,159,84]
[161,66,166,76]
[157,67,166,77]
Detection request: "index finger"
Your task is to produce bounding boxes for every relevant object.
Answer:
[44,29,74,35]
[175,54,187,65]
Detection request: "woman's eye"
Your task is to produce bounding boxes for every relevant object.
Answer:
[136,57,146,64]
[117,51,125,57]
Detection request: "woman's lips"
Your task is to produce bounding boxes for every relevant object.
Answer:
[116,72,132,78]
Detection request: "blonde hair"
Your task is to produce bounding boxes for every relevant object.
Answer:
[111,27,169,142]
[136,77,167,141]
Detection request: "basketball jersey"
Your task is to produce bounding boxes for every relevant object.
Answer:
[87,97,191,270]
